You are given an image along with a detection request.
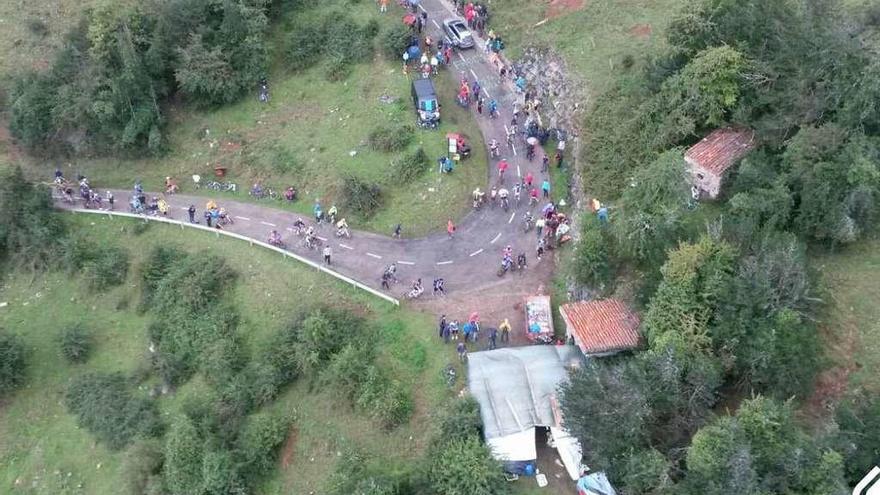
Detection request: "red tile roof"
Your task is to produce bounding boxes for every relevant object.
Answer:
[560,299,641,355]
[685,127,756,176]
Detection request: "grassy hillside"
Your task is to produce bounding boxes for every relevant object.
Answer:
[813,240,880,394]
[0,215,458,494]
[489,0,686,97]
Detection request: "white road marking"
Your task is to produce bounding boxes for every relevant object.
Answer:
[398,260,415,265]
[317,236,328,241]
[470,68,478,80]
[366,252,383,259]
[437,260,453,265]
[482,88,491,99]
[235,216,250,220]
[508,212,516,224]
[511,143,517,156]
[418,3,426,12]
[517,165,521,177]
[339,243,354,250]
[286,227,294,231]
[432,19,440,29]
[458,52,466,62]
[503,124,509,134]
[490,233,502,244]
[469,248,484,257]
[260,221,276,227]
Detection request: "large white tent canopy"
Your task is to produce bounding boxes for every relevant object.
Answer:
[468,346,585,479]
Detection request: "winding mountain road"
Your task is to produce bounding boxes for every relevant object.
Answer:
[56,0,563,299]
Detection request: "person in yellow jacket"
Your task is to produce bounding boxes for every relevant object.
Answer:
[499,318,511,343]
[158,197,170,217]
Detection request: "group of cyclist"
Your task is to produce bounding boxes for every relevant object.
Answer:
[54,170,113,210]
[380,263,445,299]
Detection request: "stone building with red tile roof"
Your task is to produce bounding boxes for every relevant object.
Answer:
[559,299,641,357]
[685,127,756,199]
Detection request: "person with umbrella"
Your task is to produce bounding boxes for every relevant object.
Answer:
[526,136,539,161]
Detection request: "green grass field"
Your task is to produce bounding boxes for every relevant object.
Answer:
[812,240,880,393]
[489,0,686,97]
[0,215,461,494]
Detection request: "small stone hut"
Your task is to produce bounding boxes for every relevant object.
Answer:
[685,127,756,199]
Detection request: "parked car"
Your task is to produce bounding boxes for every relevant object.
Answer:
[411,79,440,129]
[443,19,475,49]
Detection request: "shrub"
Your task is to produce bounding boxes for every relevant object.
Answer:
[427,437,510,495]
[381,23,413,60]
[356,368,413,429]
[294,308,364,373]
[340,174,383,218]
[391,147,429,183]
[249,325,301,406]
[322,343,375,400]
[368,124,414,152]
[201,449,245,495]
[164,415,204,495]
[0,166,66,269]
[237,411,290,480]
[199,335,247,387]
[324,53,351,81]
[572,217,612,290]
[209,374,255,444]
[435,397,484,445]
[121,439,165,495]
[287,21,325,68]
[836,393,880,484]
[65,372,162,450]
[287,11,377,72]
[59,323,93,363]
[63,235,130,289]
[0,331,27,397]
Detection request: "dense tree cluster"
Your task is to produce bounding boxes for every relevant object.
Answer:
[585,0,880,248]
[564,0,880,492]
[9,0,276,154]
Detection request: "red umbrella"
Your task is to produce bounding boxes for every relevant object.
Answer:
[403,13,417,26]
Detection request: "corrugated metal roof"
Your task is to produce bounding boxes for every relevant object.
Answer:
[685,127,756,176]
[560,299,641,355]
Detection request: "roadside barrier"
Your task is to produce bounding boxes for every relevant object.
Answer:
[65,208,400,306]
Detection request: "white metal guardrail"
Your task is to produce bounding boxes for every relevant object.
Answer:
[66,208,400,306]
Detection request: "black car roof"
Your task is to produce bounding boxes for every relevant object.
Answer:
[412,79,437,97]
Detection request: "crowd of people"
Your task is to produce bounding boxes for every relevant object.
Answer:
[438,313,513,361]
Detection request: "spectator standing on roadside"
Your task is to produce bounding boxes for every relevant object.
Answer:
[542,179,551,198]
[323,246,332,265]
[447,219,456,238]
[499,319,511,342]
[439,314,447,338]
[379,0,387,12]
[393,223,402,238]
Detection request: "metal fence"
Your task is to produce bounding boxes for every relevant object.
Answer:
[66,208,400,306]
